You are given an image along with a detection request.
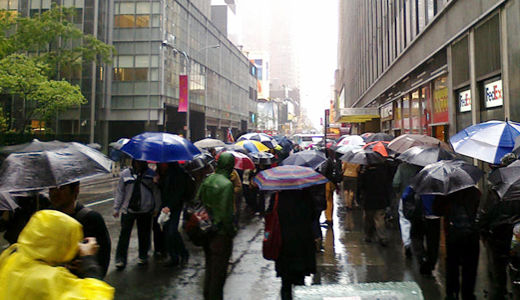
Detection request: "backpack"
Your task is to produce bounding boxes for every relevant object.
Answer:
[402,187,423,221]
[183,202,216,246]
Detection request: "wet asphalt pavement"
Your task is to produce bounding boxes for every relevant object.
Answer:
[2,179,494,299]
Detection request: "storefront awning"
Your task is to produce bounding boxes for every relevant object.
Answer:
[336,108,380,123]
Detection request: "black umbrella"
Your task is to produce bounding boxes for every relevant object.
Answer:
[514,135,520,155]
[0,139,68,155]
[411,160,483,195]
[0,191,19,211]
[249,152,274,165]
[280,150,326,170]
[488,164,520,201]
[364,133,394,143]
[397,145,457,167]
[339,149,386,165]
[0,142,113,192]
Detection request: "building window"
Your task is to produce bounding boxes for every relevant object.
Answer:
[113,68,148,81]
[135,15,150,27]
[115,15,135,28]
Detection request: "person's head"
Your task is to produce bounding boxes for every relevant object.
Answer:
[132,159,148,173]
[215,152,234,177]
[156,162,169,176]
[49,181,80,211]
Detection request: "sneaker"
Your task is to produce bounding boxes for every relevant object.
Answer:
[137,258,148,265]
[115,261,126,270]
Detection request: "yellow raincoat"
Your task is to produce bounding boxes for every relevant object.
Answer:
[0,210,114,300]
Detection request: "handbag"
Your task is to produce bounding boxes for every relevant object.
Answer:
[183,202,216,246]
[263,193,282,261]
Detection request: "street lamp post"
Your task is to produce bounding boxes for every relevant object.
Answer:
[161,40,219,140]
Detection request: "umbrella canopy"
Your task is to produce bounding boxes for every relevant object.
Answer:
[280,150,327,170]
[388,134,451,153]
[514,135,520,155]
[0,142,113,192]
[249,151,275,165]
[194,138,226,149]
[336,144,363,155]
[488,162,520,201]
[450,120,520,164]
[0,139,68,155]
[235,140,270,153]
[0,191,19,211]
[121,132,201,163]
[184,153,215,172]
[364,133,394,143]
[397,145,457,167]
[339,149,386,165]
[360,132,375,140]
[109,138,130,150]
[253,165,329,191]
[237,133,278,149]
[277,136,294,153]
[411,160,483,195]
[217,151,255,170]
[362,141,393,157]
[224,144,249,155]
[337,135,365,147]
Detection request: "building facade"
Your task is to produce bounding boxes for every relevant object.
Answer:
[336,0,520,142]
[10,0,257,145]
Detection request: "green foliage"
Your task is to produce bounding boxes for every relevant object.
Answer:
[30,80,86,122]
[0,54,46,97]
[0,106,8,132]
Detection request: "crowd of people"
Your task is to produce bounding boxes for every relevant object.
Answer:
[1,132,520,300]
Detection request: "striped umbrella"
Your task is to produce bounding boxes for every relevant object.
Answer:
[253,165,329,191]
[235,140,270,153]
[238,133,278,149]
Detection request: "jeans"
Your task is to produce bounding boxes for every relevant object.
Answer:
[398,198,411,247]
[411,217,440,273]
[152,213,165,254]
[165,208,188,262]
[445,230,479,300]
[115,212,152,264]
[203,234,233,300]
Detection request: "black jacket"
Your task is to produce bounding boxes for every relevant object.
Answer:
[358,164,392,210]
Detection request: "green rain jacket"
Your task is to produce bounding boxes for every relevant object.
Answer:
[199,152,236,236]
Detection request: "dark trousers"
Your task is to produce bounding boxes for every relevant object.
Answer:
[243,185,255,212]
[203,234,233,300]
[445,231,479,300]
[152,213,165,255]
[363,209,387,242]
[484,239,509,300]
[411,218,441,273]
[165,208,188,262]
[115,212,152,264]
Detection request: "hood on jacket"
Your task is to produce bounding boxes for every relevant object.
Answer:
[216,152,234,177]
[17,210,83,265]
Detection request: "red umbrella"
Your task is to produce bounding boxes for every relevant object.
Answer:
[216,150,255,170]
[363,141,392,157]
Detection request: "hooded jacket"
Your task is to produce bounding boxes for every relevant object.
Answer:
[0,210,114,300]
[198,152,236,236]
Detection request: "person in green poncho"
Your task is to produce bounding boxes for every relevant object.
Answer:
[198,152,236,300]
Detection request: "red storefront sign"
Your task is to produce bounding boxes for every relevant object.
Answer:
[178,75,188,112]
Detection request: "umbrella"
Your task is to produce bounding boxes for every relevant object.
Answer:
[337,135,365,147]
[339,149,386,165]
[194,138,226,149]
[411,160,483,195]
[224,144,249,155]
[121,132,201,163]
[489,166,520,201]
[397,145,457,167]
[277,137,294,153]
[0,191,19,211]
[514,135,520,155]
[280,150,327,170]
[109,138,130,150]
[217,151,255,170]
[0,142,113,192]
[184,153,215,172]
[249,151,275,165]
[336,144,363,155]
[238,133,278,149]
[0,139,68,155]
[364,133,394,143]
[362,141,393,157]
[235,140,270,153]
[360,132,375,140]
[450,120,520,164]
[253,165,329,191]
[388,134,451,153]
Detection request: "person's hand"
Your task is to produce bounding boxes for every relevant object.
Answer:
[78,237,99,257]
[113,211,120,218]
[161,207,170,214]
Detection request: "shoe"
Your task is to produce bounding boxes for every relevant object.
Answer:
[115,261,126,270]
[137,258,148,265]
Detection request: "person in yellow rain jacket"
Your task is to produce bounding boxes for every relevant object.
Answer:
[0,210,114,300]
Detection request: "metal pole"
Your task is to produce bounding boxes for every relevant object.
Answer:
[89,0,99,144]
[181,50,190,140]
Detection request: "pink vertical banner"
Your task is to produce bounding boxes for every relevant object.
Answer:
[178,75,188,112]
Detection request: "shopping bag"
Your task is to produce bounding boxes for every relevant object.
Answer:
[263,193,282,260]
[183,202,215,246]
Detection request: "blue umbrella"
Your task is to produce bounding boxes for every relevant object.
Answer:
[450,120,520,164]
[121,132,201,162]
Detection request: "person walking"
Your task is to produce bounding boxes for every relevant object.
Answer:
[198,152,237,300]
[49,181,111,277]
[342,161,360,209]
[0,210,114,299]
[113,160,160,269]
[358,163,392,246]
[272,188,317,300]
[434,186,481,300]
[321,148,342,227]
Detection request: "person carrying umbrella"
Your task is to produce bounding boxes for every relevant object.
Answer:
[113,160,161,269]
[320,147,343,227]
[198,152,236,300]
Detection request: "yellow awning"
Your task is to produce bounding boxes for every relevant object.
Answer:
[336,108,380,123]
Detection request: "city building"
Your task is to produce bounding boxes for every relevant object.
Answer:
[9,0,257,145]
[335,0,520,142]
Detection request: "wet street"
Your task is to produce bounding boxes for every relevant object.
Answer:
[2,178,493,299]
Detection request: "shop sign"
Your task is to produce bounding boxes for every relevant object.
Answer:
[380,103,393,121]
[433,86,448,123]
[484,79,503,108]
[458,89,472,113]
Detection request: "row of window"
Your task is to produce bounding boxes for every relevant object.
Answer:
[114,2,161,15]
[115,15,161,28]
